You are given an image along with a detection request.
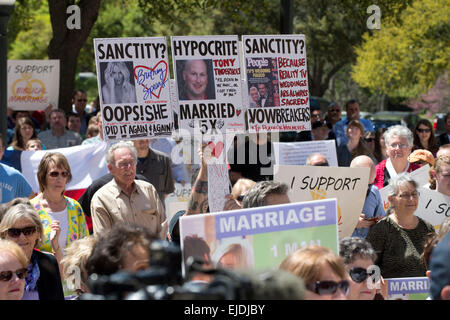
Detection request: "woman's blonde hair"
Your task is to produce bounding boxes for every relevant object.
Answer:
[0,203,45,250]
[279,245,347,285]
[62,236,97,293]
[0,239,28,268]
[429,155,450,190]
[37,152,72,193]
[231,178,256,200]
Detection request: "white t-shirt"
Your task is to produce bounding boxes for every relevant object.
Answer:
[47,207,69,255]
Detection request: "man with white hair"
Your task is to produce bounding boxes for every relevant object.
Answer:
[91,141,167,238]
[350,155,385,238]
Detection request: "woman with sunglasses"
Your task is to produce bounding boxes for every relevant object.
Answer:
[279,245,349,300]
[339,237,387,300]
[413,119,438,156]
[0,202,64,300]
[30,153,88,266]
[367,173,435,278]
[0,239,27,300]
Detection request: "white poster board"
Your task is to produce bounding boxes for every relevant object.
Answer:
[7,60,59,111]
[242,35,310,133]
[171,35,246,135]
[273,140,338,167]
[274,165,370,238]
[94,37,174,141]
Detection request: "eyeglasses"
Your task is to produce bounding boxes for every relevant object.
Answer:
[365,138,375,143]
[77,99,87,102]
[306,280,350,296]
[329,109,340,113]
[115,161,136,169]
[48,171,69,178]
[349,267,374,283]
[396,192,420,199]
[389,143,409,149]
[311,114,321,118]
[7,226,37,238]
[0,268,28,282]
[416,128,431,133]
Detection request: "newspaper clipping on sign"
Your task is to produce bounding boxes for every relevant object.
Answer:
[94,37,174,141]
[171,35,246,135]
[7,60,60,111]
[242,35,311,133]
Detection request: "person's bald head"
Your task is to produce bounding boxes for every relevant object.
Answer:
[305,153,329,166]
[437,144,450,158]
[350,155,376,184]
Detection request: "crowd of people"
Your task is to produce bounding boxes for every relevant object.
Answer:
[0,94,449,301]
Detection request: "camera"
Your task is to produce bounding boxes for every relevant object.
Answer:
[80,240,305,300]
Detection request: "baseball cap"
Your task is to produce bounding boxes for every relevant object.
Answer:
[429,232,450,300]
[407,149,435,166]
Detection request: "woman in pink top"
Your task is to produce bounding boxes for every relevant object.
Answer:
[374,125,419,189]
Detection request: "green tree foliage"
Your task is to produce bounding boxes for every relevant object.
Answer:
[352,0,450,99]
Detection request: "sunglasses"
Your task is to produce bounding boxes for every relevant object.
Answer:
[7,226,37,238]
[349,267,374,283]
[417,128,431,133]
[329,109,340,112]
[48,171,69,178]
[0,268,28,282]
[77,99,87,102]
[314,162,328,166]
[307,280,350,296]
[365,138,375,143]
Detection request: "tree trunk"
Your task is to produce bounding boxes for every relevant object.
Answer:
[47,0,101,112]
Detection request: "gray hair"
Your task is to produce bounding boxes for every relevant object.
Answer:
[242,181,289,208]
[106,141,137,166]
[339,237,377,265]
[383,125,413,148]
[387,173,417,197]
[0,203,45,249]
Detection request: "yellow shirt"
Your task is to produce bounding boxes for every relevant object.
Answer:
[91,178,167,238]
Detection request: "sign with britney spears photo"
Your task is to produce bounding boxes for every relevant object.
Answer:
[94,37,174,141]
[179,199,338,276]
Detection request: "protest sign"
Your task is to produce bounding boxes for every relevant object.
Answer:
[179,199,338,275]
[273,140,338,167]
[207,164,230,213]
[415,187,450,230]
[171,35,245,135]
[7,60,59,111]
[386,277,430,300]
[94,37,174,141]
[242,35,310,133]
[378,165,431,211]
[165,182,191,223]
[274,165,370,238]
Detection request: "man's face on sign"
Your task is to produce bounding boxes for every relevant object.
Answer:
[183,60,208,99]
[258,84,267,97]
